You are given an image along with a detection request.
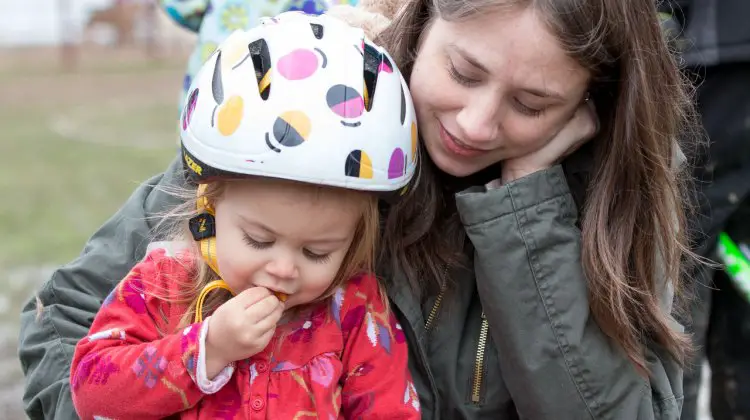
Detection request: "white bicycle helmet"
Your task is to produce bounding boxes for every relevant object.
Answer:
[180,11,418,197]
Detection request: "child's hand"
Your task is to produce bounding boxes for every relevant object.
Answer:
[204,287,284,378]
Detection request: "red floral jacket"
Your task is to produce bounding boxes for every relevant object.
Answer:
[70,247,420,419]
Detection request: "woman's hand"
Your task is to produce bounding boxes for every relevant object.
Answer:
[501,100,598,183]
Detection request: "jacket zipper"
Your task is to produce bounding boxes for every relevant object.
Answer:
[424,288,445,331]
[423,266,488,404]
[424,266,448,331]
[471,311,489,404]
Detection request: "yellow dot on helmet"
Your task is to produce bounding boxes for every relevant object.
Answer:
[217,96,244,136]
[411,121,418,162]
[359,152,373,179]
[344,150,373,179]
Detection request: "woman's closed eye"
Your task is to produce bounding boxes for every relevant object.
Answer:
[243,233,273,249]
[447,61,480,87]
[512,98,544,117]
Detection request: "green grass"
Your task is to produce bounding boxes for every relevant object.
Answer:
[0,87,179,266]
[0,53,187,79]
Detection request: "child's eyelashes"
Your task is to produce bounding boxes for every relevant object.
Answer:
[303,249,331,264]
[243,233,273,249]
[243,233,332,264]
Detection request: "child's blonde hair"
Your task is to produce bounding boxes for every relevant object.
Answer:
[152,176,382,330]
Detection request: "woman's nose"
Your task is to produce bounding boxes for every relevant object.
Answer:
[455,95,500,144]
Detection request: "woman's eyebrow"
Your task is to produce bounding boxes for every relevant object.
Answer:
[521,86,565,101]
[448,43,490,74]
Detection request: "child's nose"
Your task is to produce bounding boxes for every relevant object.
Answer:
[265,256,298,280]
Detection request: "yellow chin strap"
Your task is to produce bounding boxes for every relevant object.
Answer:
[192,184,234,323]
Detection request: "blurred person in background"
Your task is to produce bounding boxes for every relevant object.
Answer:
[659,1,750,419]
[159,0,358,114]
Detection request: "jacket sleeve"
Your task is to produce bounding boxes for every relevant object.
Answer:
[455,165,684,419]
[70,250,213,419]
[18,156,189,420]
[336,274,421,419]
[158,0,211,33]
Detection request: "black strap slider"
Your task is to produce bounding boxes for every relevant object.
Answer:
[189,212,216,240]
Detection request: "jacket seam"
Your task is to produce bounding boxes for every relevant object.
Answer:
[650,383,682,408]
[508,183,598,419]
[648,382,682,417]
[45,284,75,364]
[463,192,568,229]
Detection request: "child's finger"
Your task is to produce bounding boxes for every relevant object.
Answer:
[244,294,283,322]
[252,303,285,332]
[232,287,273,308]
[255,328,277,349]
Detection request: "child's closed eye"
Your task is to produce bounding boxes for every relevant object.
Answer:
[303,249,331,263]
[243,233,273,249]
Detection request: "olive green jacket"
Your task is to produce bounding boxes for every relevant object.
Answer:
[18,156,684,419]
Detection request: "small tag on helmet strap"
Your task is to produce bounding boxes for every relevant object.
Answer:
[189,213,216,240]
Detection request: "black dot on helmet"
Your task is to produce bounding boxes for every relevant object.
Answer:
[400,84,406,125]
[273,111,311,147]
[344,150,373,179]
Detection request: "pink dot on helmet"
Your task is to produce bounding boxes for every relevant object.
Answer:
[378,61,393,74]
[277,49,319,80]
[388,148,406,179]
[182,88,199,130]
[331,98,364,118]
[327,84,365,119]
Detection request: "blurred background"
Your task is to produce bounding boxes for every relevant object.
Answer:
[0,0,193,417]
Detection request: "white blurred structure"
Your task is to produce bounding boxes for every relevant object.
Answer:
[0,0,194,48]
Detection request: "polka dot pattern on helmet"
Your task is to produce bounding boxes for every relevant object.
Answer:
[411,122,418,162]
[388,148,406,179]
[326,84,365,120]
[277,49,319,80]
[272,111,311,148]
[180,11,418,199]
[378,55,393,74]
[345,150,373,179]
[399,85,406,125]
[182,88,199,130]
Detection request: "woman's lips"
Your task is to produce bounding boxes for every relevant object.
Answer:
[439,123,487,158]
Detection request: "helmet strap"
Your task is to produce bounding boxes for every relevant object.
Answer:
[189,184,235,322]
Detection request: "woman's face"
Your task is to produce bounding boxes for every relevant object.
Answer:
[410,7,591,177]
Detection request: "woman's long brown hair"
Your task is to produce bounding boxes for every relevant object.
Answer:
[376,0,700,372]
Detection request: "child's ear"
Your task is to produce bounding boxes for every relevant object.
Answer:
[327,5,392,39]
